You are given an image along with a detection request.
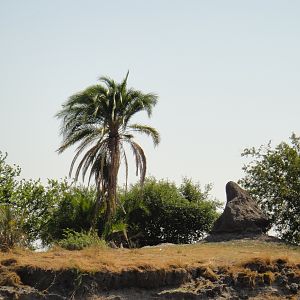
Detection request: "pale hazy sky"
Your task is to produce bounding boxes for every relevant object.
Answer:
[1,1,300,202]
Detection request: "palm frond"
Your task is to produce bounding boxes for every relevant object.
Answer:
[99,76,116,90]
[127,124,160,146]
[120,144,129,191]
[123,91,158,126]
[123,139,147,184]
[57,125,99,154]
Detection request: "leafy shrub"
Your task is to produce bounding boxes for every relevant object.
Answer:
[44,185,97,244]
[0,151,104,247]
[57,229,106,250]
[118,177,220,247]
[13,178,65,245]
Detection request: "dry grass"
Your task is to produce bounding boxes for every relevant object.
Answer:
[1,240,300,273]
[0,266,21,286]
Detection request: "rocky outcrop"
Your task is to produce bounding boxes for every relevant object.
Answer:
[210,181,270,235]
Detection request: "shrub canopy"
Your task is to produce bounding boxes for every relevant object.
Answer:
[118,177,220,246]
[239,133,300,244]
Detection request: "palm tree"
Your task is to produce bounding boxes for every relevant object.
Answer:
[56,72,160,225]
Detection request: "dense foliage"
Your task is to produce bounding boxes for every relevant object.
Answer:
[44,185,97,243]
[118,178,220,247]
[0,151,97,246]
[239,133,300,244]
[0,152,219,249]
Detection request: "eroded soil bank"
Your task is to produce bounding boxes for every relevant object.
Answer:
[0,257,300,299]
[0,240,299,299]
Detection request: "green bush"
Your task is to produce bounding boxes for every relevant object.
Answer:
[44,185,97,244]
[118,177,220,247]
[10,178,98,247]
[0,151,101,247]
[57,229,106,250]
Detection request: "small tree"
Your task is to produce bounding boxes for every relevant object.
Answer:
[239,133,300,244]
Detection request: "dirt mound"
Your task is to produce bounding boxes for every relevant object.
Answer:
[211,181,270,235]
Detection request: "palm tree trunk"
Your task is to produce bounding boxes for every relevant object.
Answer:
[105,133,120,222]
